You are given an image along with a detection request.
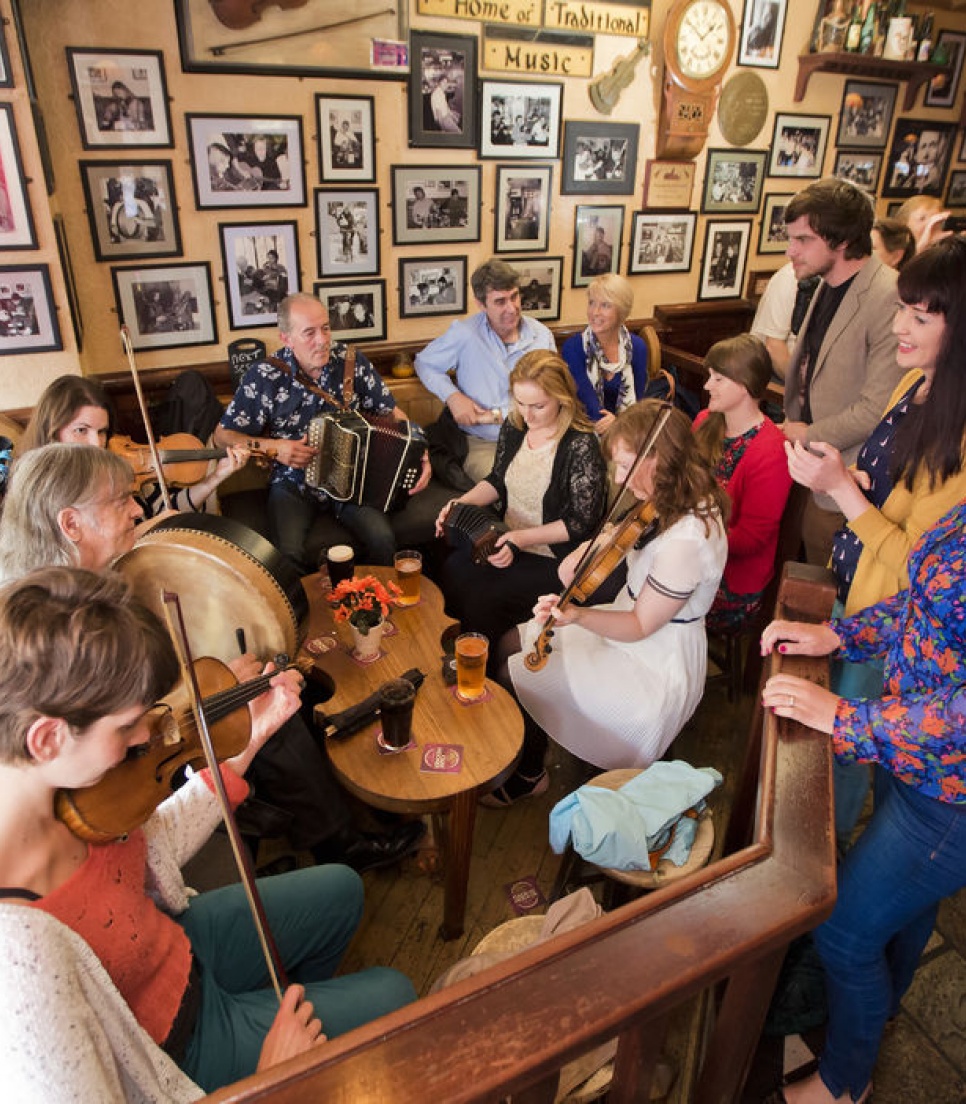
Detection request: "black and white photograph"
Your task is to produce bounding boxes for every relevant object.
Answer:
[316,95,375,184]
[79,160,181,262]
[111,262,216,350]
[514,257,563,322]
[832,150,883,194]
[316,189,379,278]
[66,48,172,149]
[0,19,12,89]
[947,170,966,207]
[409,32,478,149]
[925,31,966,110]
[572,205,624,288]
[628,213,696,275]
[699,220,752,301]
[495,165,552,254]
[391,165,481,245]
[0,104,37,251]
[398,256,467,318]
[738,0,787,68]
[836,80,898,150]
[0,264,62,354]
[220,221,299,330]
[882,118,956,199]
[767,113,830,178]
[186,114,306,209]
[758,193,794,254]
[561,121,639,195]
[313,279,386,343]
[701,149,767,214]
[480,80,562,160]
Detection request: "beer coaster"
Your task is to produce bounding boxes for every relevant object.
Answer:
[346,644,387,667]
[420,744,464,773]
[505,876,547,916]
[394,597,421,609]
[449,684,492,706]
[376,730,416,755]
[305,634,338,656]
[382,618,400,637]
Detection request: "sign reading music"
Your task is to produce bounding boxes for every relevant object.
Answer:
[483,26,595,76]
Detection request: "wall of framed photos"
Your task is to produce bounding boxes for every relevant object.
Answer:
[3,0,966,404]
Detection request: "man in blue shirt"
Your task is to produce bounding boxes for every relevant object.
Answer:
[415,258,556,482]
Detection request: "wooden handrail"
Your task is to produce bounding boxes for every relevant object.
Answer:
[207,563,837,1103]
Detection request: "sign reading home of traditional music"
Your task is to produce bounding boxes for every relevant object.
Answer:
[416,0,541,28]
[544,0,650,39]
[483,25,595,76]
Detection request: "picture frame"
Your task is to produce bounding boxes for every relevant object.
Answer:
[408,31,478,149]
[947,170,966,208]
[53,215,84,351]
[738,0,788,69]
[746,267,778,304]
[959,130,966,165]
[514,256,563,322]
[66,48,172,149]
[0,103,37,251]
[925,31,966,110]
[0,19,12,89]
[698,220,752,301]
[0,264,62,354]
[494,165,553,254]
[758,192,794,254]
[219,221,300,331]
[642,160,695,210]
[186,114,306,209]
[390,165,481,245]
[313,279,387,343]
[316,95,376,184]
[315,189,380,278]
[767,113,830,178]
[882,118,956,199]
[628,212,696,275]
[572,205,624,288]
[836,80,897,150]
[111,262,217,350]
[79,159,182,262]
[832,150,883,194]
[479,80,562,160]
[398,256,467,319]
[701,148,767,214]
[561,121,639,195]
[886,201,903,217]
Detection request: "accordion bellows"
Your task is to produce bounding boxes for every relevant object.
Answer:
[442,502,509,565]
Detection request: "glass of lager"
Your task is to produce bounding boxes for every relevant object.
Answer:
[394,549,422,606]
[455,632,488,702]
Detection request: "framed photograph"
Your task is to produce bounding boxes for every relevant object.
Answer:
[947,170,966,208]
[0,20,12,89]
[561,121,639,195]
[746,267,778,303]
[0,104,37,251]
[398,256,467,319]
[0,264,62,354]
[66,48,172,149]
[408,32,478,149]
[514,257,563,322]
[313,279,386,343]
[480,80,562,160]
[79,160,181,262]
[758,192,794,254]
[882,118,956,199]
[628,212,696,275]
[642,160,695,210]
[495,165,553,254]
[111,262,217,350]
[390,165,481,245]
[186,114,306,209]
[220,221,300,330]
[738,0,788,68]
[925,31,966,110]
[701,148,767,214]
[53,215,83,351]
[832,150,882,194]
[698,220,752,301]
[315,189,380,278]
[316,95,375,184]
[767,113,830,178]
[886,201,903,217]
[959,131,966,166]
[572,205,624,288]
[836,80,897,150]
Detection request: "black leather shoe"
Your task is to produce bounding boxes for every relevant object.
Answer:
[312,820,425,873]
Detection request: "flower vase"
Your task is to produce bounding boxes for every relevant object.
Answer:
[350,617,384,661]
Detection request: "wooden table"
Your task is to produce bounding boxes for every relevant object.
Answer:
[303,568,524,940]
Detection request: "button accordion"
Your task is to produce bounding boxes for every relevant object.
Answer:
[442,502,509,565]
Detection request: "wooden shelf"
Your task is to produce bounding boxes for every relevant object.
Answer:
[795,52,954,111]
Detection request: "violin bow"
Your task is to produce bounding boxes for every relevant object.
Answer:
[161,589,289,999]
[120,326,173,513]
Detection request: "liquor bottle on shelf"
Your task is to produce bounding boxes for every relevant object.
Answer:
[917,11,934,61]
[846,0,864,51]
[859,0,878,54]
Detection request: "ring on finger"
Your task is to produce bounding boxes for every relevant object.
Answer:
[789,694,795,707]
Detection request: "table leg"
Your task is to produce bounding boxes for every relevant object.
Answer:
[438,789,477,941]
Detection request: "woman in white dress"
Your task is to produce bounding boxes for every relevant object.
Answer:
[494,401,729,802]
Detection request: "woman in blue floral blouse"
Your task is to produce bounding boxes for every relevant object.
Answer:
[759,498,966,1104]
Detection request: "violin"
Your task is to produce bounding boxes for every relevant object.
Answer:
[208,0,309,31]
[109,432,230,489]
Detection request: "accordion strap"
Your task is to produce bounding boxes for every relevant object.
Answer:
[268,346,358,412]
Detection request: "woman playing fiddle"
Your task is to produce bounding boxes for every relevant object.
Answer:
[494,401,729,802]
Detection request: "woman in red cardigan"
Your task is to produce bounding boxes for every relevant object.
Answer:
[694,334,792,633]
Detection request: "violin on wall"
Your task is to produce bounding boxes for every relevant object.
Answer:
[208,0,309,31]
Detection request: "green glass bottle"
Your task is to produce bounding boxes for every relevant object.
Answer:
[859,0,878,54]
[845,0,864,50]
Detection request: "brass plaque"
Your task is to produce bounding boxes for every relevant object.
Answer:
[717,72,769,148]
[483,26,595,76]
[417,0,541,28]
[543,0,650,39]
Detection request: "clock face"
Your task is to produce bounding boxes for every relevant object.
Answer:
[676,0,733,81]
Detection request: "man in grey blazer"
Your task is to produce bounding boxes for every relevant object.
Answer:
[782,179,904,565]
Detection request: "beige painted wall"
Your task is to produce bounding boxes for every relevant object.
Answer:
[2,0,965,409]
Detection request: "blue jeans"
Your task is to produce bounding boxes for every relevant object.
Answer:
[179,864,416,1092]
[813,769,966,1099]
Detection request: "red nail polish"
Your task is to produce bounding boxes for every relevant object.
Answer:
[779,644,787,653]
